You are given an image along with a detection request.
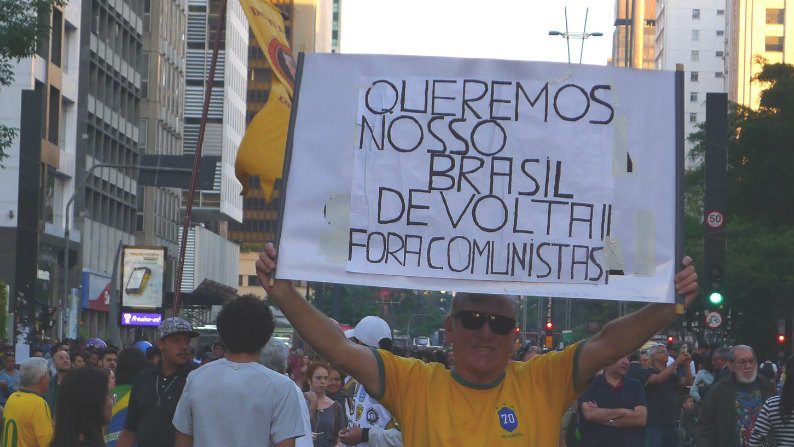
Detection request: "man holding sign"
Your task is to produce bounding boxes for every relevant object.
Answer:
[256,243,697,446]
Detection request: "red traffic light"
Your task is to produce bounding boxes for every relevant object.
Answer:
[545,322,553,330]
[778,335,786,344]
[514,326,520,333]
[667,336,674,344]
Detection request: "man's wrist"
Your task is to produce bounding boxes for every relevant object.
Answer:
[361,428,369,442]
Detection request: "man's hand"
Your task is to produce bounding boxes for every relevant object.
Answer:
[674,352,691,366]
[675,256,698,309]
[338,427,364,445]
[254,242,382,397]
[576,256,699,387]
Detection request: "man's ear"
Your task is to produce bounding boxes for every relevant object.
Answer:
[443,316,453,343]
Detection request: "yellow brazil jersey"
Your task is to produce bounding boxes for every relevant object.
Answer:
[1,389,53,447]
[375,341,585,447]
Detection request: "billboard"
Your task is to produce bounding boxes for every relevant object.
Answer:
[120,312,163,327]
[81,271,111,312]
[121,246,166,309]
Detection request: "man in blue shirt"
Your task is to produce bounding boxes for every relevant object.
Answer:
[578,356,647,447]
[0,351,21,405]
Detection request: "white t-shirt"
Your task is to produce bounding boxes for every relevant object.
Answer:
[347,382,394,447]
[293,383,313,447]
[173,358,306,446]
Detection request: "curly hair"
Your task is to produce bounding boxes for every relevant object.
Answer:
[217,295,275,354]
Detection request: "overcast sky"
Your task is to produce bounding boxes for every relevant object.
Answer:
[340,0,616,66]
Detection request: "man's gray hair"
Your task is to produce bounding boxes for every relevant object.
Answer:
[20,357,49,387]
[647,344,666,357]
[449,293,520,317]
[259,338,289,374]
[727,345,755,362]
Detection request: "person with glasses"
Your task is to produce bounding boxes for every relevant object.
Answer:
[256,243,699,446]
[697,345,776,447]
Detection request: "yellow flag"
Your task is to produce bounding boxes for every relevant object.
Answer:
[235,79,291,199]
[235,0,296,199]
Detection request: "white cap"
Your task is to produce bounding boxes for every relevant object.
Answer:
[353,316,392,348]
[344,329,355,339]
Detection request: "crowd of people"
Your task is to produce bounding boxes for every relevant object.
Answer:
[562,342,791,447]
[0,245,789,446]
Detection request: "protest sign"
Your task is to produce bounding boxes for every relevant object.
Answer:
[276,54,683,303]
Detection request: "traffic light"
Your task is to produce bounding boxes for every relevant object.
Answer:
[667,336,674,350]
[544,321,554,349]
[778,334,786,344]
[707,263,724,305]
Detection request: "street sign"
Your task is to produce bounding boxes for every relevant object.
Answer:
[705,210,725,230]
[561,330,574,343]
[704,311,724,329]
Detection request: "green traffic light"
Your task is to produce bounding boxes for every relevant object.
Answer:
[709,291,724,305]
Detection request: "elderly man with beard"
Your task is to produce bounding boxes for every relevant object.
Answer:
[696,345,776,447]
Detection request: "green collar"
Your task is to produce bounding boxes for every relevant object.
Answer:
[451,369,505,390]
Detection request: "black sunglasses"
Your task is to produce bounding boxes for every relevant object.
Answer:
[453,311,516,335]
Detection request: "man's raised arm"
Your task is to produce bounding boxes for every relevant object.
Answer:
[256,243,381,396]
[576,257,699,387]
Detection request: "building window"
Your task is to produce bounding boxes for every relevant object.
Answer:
[766,8,785,24]
[690,72,699,82]
[717,9,725,15]
[691,50,700,61]
[716,51,724,58]
[717,30,724,36]
[715,71,724,78]
[765,36,784,52]
[692,9,700,19]
[689,113,697,123]
[691,30,700,41]
[690,92,698,102]
[247,275,260,286]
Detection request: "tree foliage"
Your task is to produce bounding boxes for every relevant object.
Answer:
[0,0,64,163]
[686,63,794,357]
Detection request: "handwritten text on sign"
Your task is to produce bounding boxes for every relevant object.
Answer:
[348,77,618,284]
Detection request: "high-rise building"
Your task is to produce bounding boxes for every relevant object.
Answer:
[176,0,247,305]
[655,1,728,159]
[0,1,82,341]
[183,0,247,224]
[727,0,793,109]
[136,0,187,273]
[75,0,144,335]
[610,0,657,68]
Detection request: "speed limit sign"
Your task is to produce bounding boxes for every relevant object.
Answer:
[705,210,725,230]
[705,311,724,329]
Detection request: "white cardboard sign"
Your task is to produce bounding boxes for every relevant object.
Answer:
[277,54,682,303]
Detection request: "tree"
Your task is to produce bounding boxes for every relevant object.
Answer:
[687,63,794,357]
[0,0,63,163]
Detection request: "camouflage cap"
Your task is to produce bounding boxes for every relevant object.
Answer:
[157,317,200,340]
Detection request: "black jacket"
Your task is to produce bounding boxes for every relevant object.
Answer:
[696,374,775,447]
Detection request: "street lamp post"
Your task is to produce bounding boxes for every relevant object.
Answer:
[59,163,193,340]
[549,7,603,64]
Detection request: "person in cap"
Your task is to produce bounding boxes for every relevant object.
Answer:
[256,243,699,446]
[173,295,306,447]
[338,316,401,447]
[116,317,199,447]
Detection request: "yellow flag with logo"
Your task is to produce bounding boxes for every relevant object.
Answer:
[235,0,296,199]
